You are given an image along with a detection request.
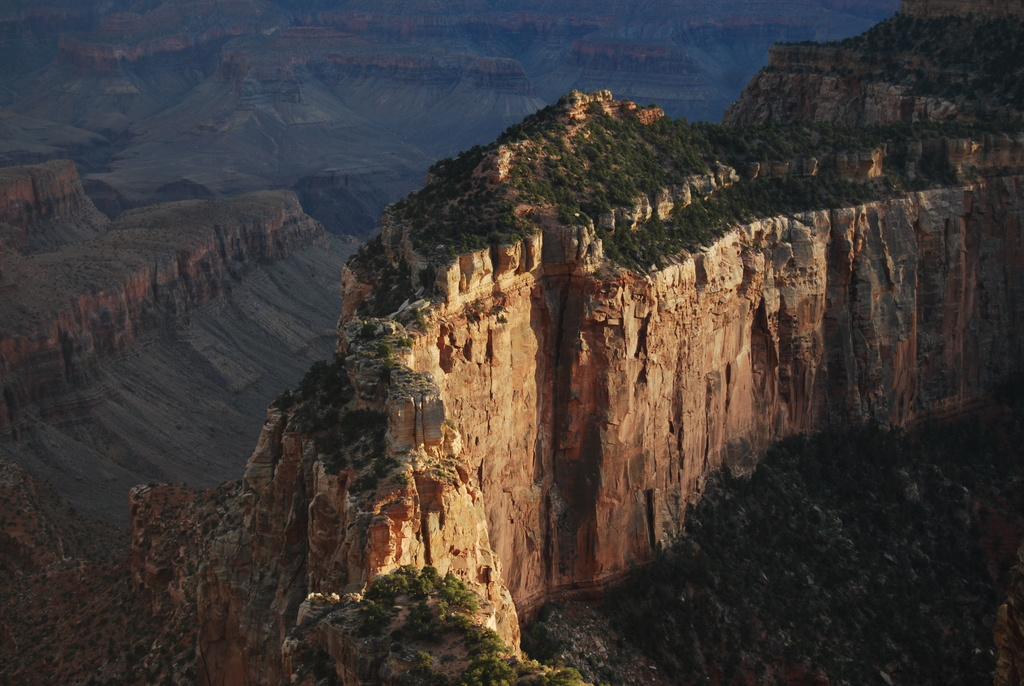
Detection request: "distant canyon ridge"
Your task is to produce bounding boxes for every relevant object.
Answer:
[0,0,897,237]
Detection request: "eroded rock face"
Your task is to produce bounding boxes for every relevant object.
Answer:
[198,169,1024,686]
[0,185,325,439]
[196,382,519,685]
[723,1,1024,127]
[0,159,109,252]
[358,177,1022,616]
[723,41,964,126]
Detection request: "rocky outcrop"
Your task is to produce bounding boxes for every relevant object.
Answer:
[0,159,108,251]
[196,337,518,686]
[0,182,326,439]
[723,41,966,125]
[724,1,1024,126]
[344,174,1022,616]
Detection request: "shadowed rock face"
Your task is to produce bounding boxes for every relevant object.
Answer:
[724,3,1024,126]
[0,159,109,253]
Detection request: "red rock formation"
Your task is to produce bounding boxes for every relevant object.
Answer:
[195,333,519,685]
[194,147,1024,686]
[359,177,1022,617]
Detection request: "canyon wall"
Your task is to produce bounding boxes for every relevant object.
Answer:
[724,2,1024,127]
[395,173,1024,615]
[195,163,1024,684]
[0,158,109,251]
[195,353,519,685]
[0,182,325,439]
[0,159,358,524]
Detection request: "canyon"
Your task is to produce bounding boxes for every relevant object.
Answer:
[5,0,1024,684]
[0,0,894,235]
[0,158,353,522]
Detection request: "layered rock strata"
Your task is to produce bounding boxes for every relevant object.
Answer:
[0,158,109,251]
[724,3,1024,127]
[196,333,518,685]
[0,173,325,438]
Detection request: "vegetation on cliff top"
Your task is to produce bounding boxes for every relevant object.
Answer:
[291,565,588,686]
[525,404,1024,685]
[835,14,1024,109]
[273,319,419,494]
[381,88,1022,274]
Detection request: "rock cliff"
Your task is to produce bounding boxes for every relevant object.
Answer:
[724,5,1024,126]
[0,158,109,251]
[192,86,1024,683]
[358,177,1024,616]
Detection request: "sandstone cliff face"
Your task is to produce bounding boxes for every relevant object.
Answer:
[196,340,518,686]
[198,165,1024,685]
[374,176,1024,615]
